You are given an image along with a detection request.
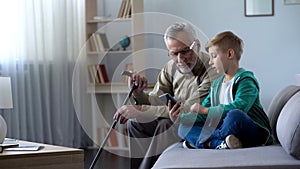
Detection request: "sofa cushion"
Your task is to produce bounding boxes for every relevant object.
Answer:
[267,85,300,142]
[277,92,300,160]
[152,143,300,169]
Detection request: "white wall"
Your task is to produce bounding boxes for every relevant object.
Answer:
[144,0,300,109]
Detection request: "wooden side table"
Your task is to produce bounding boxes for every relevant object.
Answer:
[0,140,84,169]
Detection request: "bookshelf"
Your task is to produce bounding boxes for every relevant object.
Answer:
[85,0,144,151]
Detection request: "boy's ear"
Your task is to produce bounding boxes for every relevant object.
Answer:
[227,48,235,59]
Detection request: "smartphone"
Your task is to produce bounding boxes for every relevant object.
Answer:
[159,93,177,107]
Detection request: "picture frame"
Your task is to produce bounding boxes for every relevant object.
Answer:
[284,0,300,5]
[244,0,274,17]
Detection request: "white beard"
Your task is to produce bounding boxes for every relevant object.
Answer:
[176,62,195,74]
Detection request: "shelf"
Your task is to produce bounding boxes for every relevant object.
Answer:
[87,50,132,55]
[87,83,154,94]
[87,18,132,24]
[87,83,133,94]
[86,0,144,151]
[105,146,129,151]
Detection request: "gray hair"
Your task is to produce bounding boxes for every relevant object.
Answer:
[164,22,197,43]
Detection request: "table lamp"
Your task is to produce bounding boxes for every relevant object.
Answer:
[0,77,13,143]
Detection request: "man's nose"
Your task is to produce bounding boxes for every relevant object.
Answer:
[209,58,213,66]
[177,53,185,62]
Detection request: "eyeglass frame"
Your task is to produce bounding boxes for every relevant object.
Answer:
[168,40,196,58]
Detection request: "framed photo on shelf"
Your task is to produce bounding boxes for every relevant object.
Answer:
[244,0,274,17]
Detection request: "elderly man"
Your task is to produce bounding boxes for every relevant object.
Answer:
[114,22,218,169]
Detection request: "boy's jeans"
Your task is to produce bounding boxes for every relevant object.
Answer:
[178,109,263,148]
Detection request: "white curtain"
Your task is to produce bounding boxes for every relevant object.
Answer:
[0,0,90,148]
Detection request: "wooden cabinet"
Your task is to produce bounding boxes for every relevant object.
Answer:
[0,140,83,169]
[84,0,144,151]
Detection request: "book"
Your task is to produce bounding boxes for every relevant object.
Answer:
[95,33,105,51]
[127,4,132,18]
[99,33,110,50]
[0,143,19,153]
[88,64,109,84]
[90,65,101,83]
[5,145,43,151]
[122,0,131,18]
[96,65,105,83]
[95,65,102,83]
[88,34,97,52]
[94,33,110,52]
[91,33,100,52]
[124,0,132,18]
[118,0,127,18]
[88,65,96,83]
[99,64,109,83]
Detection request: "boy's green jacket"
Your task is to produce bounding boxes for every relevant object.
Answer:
[180,68,273,145]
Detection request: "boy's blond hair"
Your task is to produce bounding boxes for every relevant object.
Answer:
[205,31,244,60]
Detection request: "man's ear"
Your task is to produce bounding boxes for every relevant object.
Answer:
[227,48,235,59]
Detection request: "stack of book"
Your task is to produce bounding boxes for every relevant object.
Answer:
[118,0,132,18]
[89,33,110,52]
[88,64,109,84]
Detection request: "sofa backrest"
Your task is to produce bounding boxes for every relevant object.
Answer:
[267,85,300,160]
[267,85,300,142]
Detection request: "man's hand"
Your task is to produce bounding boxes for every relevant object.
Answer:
[168,101,182,123]
[128,73,148,96]
[113,105,142,124]
[190,103,208,114]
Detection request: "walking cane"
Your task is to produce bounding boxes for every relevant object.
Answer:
[89,71,137,169]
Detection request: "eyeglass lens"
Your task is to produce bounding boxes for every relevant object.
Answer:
[169,41,195,58]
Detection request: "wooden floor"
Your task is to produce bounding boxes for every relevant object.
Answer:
[84,148,130,169]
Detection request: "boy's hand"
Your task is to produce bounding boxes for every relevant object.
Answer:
[190,103,208,115]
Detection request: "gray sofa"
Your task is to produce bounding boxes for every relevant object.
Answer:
[152,85,300,169]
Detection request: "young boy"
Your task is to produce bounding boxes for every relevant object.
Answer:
[176,31,273,149]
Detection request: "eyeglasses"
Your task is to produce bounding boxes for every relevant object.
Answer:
[168,41,196,58]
